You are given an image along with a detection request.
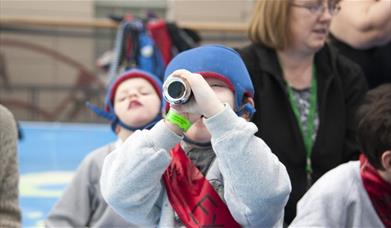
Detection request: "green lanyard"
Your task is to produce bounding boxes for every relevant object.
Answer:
[287,65,317,184]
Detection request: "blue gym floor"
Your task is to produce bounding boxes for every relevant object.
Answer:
[18,121,116,227]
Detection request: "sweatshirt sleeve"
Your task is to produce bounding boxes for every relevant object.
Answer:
[337,52,368,162]
[204,105,291,227]
[100,120,182,226]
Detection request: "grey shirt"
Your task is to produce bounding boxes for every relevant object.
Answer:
[290,87,319,142]
[45,141,135,228]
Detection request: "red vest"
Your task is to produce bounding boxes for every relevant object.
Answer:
[163,144,240,227]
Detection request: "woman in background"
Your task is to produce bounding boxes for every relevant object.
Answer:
[239,0,367,224]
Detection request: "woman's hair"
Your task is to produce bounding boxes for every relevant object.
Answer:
[356,84,391,170]
[248,0,292,50]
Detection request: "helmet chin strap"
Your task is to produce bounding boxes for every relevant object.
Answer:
[113,114,162,132]
[236,103,256,119]
[86,101,162,133]
[86,102,116,121]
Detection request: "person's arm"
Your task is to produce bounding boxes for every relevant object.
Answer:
[337,54,368,161]
[0,106,21,228]
[205,105,291,227]
[100,120,182,226]
[45,151,100,227]
[330,0,391,49]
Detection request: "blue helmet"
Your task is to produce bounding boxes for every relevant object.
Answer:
[164,44,255,117]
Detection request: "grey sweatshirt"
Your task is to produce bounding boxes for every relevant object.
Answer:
[290,161,385,228]
[0,105,21,228]
[45,141,135,227]
[101,105,291,227]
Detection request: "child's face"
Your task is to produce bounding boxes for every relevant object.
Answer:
[205,77,235,108]
[114,77,161,128]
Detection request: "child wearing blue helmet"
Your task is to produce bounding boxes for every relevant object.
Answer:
[45,69,163,227]
[100,45,291,227]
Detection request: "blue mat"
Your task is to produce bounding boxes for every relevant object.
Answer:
[18,121,116,227]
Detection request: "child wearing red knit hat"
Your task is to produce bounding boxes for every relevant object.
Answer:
[46,69,163,227]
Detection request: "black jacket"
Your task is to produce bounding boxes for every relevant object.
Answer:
[329,34,391,89]
[239,43,368,224]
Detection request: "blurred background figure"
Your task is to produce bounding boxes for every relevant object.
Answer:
[0,104,21,228]
[329,0,391,88]
[239,0,367,224]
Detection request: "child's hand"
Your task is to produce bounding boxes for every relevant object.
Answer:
[167,69,225,118]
